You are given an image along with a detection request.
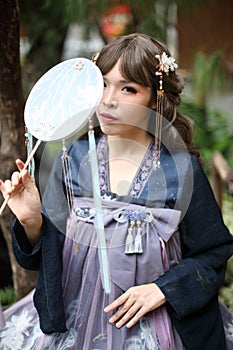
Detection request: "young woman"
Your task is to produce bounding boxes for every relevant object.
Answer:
[0,33,233,350]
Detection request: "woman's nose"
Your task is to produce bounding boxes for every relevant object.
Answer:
[102,89,118,107]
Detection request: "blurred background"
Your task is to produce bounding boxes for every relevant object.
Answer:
[0,0,233,310]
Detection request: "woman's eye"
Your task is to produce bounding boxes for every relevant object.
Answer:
[122,86,137,93]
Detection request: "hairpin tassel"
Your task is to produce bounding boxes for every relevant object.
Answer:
[61,139,74,212]
[154,52,178,169]
[154,71,164,169]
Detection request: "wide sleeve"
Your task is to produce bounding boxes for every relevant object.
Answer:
[11,149,68,333]
[11,147,68,270]
[11,138,92,270]
[155,156,233,319]
[12,214,65,271]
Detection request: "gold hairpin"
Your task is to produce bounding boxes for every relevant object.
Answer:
[154,52,178,169]
[92,52,100,64]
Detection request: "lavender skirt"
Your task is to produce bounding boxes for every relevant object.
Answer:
[1,198,231,349]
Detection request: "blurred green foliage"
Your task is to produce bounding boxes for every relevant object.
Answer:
[179,50,233,169]
[0,286,15,306]
[220,255,233,313]
[179,100,233,169]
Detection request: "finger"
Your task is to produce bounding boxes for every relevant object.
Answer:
[108,298,135,324]
[12,167,34,191]
[15,159,26,172]
[116,304,148,329]
[104,293,129,313]
[11,171,21,186]
[0,179,7,196]
[125,307,147,329]
[2,180,14,195]
[0,179,4,190]
[21,169,36,190]
[10,159,26,187]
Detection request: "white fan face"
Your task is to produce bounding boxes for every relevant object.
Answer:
[24,58,104,142]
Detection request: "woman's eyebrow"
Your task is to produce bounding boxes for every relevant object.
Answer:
[103,76,134,84]
[120,79,133,84]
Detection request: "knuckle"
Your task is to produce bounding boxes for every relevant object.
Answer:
[121,305,127,313]
[129,287,139,298]
[127,309,135,318]
[118,304,128,314]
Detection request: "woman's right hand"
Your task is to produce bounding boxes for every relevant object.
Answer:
[0,159,42,245]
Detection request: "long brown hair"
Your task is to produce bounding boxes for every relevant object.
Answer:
[95,33,200,159]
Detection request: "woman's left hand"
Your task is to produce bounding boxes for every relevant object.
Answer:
[104,283,166,329]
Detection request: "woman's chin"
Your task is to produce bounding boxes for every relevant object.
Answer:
[99,123,123,136]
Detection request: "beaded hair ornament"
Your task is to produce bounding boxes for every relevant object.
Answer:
[154,52,178,169]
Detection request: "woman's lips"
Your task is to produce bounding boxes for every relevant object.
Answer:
[100,113,118,123]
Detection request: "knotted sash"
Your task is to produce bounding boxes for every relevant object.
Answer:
[68,197,181,291]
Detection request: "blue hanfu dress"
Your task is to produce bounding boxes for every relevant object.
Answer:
[0,135,233,349]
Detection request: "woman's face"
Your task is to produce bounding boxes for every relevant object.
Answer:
[96,60,155,139]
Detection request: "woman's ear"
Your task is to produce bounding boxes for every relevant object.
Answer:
[150,101,157,110]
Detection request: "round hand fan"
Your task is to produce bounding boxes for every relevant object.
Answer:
[24,57,103,142]
[1,57,103,211]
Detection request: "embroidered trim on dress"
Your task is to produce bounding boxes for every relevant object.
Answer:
[128,141,155,197]
[97,135,155,198]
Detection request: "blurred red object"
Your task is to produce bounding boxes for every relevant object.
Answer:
[101,5,133,38]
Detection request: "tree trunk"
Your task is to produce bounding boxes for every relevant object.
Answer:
[0,0,37,300]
